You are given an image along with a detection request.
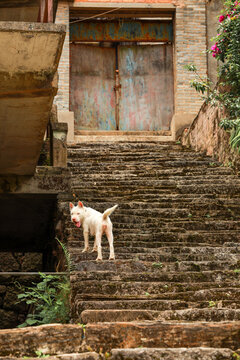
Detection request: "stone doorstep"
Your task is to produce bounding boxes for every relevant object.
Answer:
[74,136,173,143]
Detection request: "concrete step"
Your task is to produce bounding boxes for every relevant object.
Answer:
[84,321,240,352]
[110,347,235,360]
[81,308,240,323]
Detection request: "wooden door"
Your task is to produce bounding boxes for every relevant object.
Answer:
[118,44,174,131]
[70,44,116,131]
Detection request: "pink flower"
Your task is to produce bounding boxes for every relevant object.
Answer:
[212,53,216,57]
[219,15,225,22]
[211,44,217,50]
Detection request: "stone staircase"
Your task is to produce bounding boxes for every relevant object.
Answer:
[2,141,239,359]
[59,141,240,358]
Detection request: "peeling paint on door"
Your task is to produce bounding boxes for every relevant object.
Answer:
[70,21,173,43]
[70,44,116,130]
[119,44,174,131]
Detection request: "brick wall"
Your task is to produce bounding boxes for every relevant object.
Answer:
[56,0,208,118]
[55,1,69,110]
[175,0,207,115]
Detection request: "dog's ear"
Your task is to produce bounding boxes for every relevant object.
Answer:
[69,202,74,209]
[78,201,84,208]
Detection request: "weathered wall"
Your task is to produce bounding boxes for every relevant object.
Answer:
[206,0,223,86]
[55,1,70,111]
[182,102,240,169]
[175,0,207,116]
[0,22,66,176]
[0,273,39,329]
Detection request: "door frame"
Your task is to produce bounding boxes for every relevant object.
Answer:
[69,3,176,134]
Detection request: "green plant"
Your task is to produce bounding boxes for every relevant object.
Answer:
[17,272,70,327]
[233,352,240,360]
[188,213,193,218]
[152,262,163,269]
[17,238,72,327]
[35,350,50,358]
[234,269,240,273]
[185,0,240,151]
[208,300,217,308]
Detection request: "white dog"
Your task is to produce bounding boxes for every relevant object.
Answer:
[69,201,118,261]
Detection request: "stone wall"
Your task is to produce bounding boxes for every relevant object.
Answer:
[182,102,240,169]
[0,273,40,329]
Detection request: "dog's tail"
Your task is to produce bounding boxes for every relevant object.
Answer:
[103,204,118,220]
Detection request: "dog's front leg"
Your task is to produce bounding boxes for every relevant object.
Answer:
[82,230,89,253]
[95,231,102,261]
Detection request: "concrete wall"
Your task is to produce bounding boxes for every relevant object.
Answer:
[0,22,66,175]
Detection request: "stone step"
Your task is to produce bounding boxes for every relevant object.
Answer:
[0,324,83,357]
[72,286,240,302]
[71,299,240,317]
[71,185,240,196]
[66,218,240,232]
[67,230,240,245]
[64,194,240,206]
[71,250,240,263]
[81,308,240,323]
[84,321,240,352]
[71,259,240,273]
[66,210,240,223]
[70,270,240,286]
[70,245,240,257]
[70,278,240,299]
[0,354,100,360]
[110,347,235,360]
[69,167,234,176]
[68,160,216,170]
[68,153,211,162]
[71,179,240,188]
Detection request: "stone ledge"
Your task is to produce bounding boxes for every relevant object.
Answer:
[0,324,83,357]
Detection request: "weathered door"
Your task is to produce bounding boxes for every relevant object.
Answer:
[70,44,116,131]
[118,44,174,131]
[70,21,174,132]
